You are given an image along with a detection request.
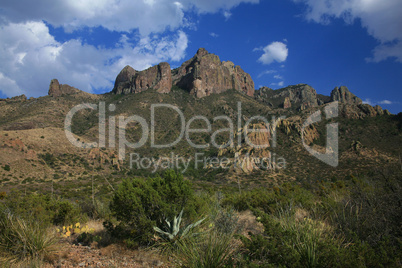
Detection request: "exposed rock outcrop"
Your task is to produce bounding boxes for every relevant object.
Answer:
[255,84,318,110]
[330,86,362,105]
[0,95,27,104]
[48,79,80,97]
[283,97,291,109]
[113,62,172,94]
[217,122,273,173]
[172,48,254,98]
[254,87,274,107]
[338,103,388,119]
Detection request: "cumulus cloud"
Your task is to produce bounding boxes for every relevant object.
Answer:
[0,21,188,97]
[0,0,259,35]
[0,0,185,35]
[210,32,219,38]
[0,0,258,97]
[294,0,402,62]
[183,0,259,14]
[257,42,288,65]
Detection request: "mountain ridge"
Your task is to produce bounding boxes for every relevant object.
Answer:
[0,47,391,118]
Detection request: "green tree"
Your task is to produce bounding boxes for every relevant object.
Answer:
[109,170,200,245]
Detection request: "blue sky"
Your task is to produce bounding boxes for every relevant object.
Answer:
[0,0,401,113]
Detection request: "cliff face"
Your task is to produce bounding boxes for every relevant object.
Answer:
[172,48,255,98]
[330,86,362,105]
[112,62,172,94]
[254,84,319,110]
[108,48,389,119]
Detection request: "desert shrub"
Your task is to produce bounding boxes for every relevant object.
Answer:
[50,200,83,226]
[223,183,316,213]
[0,209,58,267]
[209,193,239,235]
[2,191,85,228]
[240,207,346,267]
[324,171,402,266]
[79,197,111,220]
[108,170,205,245]
[173,230,235,268]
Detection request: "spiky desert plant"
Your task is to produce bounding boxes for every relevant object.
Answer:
[0,210,58,267]
[153,210,205,242]
[172,230,235,268]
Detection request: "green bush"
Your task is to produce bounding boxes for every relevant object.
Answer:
[2,191,85,228]
[108,170,203,245]
[240,207,346,267]
[50,200,83,226]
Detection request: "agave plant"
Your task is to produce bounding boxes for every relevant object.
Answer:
[153,210,205,242]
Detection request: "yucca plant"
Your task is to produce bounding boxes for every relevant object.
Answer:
[173,230,235,268]
[0,210,58,267]
[153,210,205,243]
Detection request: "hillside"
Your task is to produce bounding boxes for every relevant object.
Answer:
[0,48,401,267]
[0,48,400,192]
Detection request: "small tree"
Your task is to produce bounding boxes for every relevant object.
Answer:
[109,170,198,245]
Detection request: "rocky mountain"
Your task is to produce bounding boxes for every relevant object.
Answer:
[254,83,389,118]
[0,47,399,188]
[112,62,172,94]
[110,47,390,120]
[254,84,320,110]
[112,48,254,98]
[172,48,254,98]
[330,86,362,104]
[48,79,81,97]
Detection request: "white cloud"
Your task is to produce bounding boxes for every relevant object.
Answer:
[183,0,259,14]
[363,99,395,106]
[210,32,219,38]
[363,98,373,105]
[0,0,259,35]
[295,0,402,62]
[257,69,277,78]
[0,21,188,97]
[368,42,402,63]
[0,0,185,36]
[223,11,232,20]
[257,41,288,65]
[0,0,259,97]
[379,100,393,105]
[270,81,284,87]
[273,74,283,80]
